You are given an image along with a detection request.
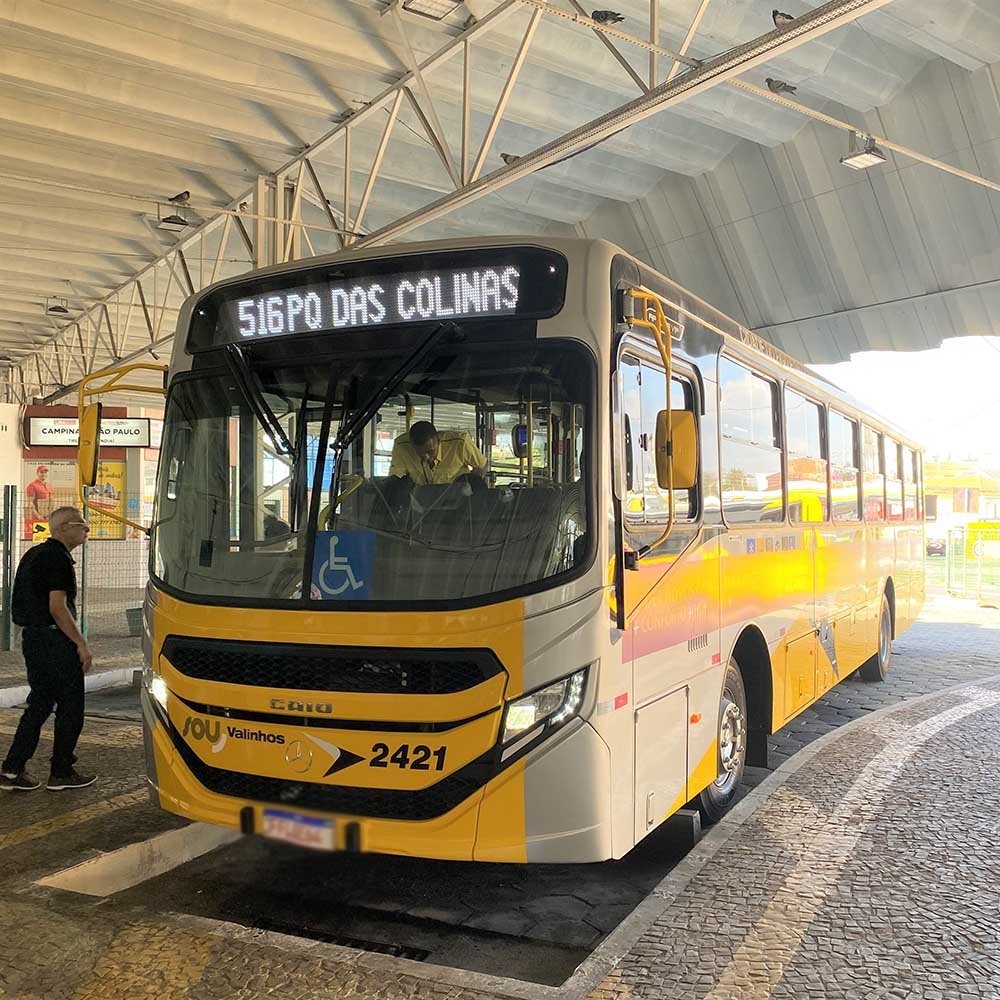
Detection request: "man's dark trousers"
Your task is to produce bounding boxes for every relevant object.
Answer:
[2,628,84,775]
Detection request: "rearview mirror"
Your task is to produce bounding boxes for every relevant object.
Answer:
[78,402,102,488]
[654,410,697,490]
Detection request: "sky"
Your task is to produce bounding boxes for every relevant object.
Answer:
[810,337,1000,469]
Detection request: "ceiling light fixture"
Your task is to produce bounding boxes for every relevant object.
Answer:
[45,297,70,316]
[840,131,887,171]
[401,0,463,21]
[157,204,190,232]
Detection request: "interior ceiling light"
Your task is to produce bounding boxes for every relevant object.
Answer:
[840,131,887,171]
[45,297,70,316]
[401,0,463,20]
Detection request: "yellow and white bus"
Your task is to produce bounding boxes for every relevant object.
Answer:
[98,238,924,861]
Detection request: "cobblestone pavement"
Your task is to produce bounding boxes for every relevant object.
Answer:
[588,596,1000,1000]
[0,596,996,999]
[589,682,1000,1000]
[761,592,1000,773]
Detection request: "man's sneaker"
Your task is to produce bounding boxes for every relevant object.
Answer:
[46,769,97,791]
[0,770,41,792]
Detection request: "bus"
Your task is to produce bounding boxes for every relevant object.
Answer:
[83,237,924,862]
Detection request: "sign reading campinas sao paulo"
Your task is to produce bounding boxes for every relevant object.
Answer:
[28,416,151,448]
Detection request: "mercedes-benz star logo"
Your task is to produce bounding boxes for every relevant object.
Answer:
[284,739,313,774]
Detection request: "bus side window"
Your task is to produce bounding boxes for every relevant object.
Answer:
[642,370,697,523]
[905,448,919,520]
[862,425,885,521]
[785,388,827,523]
[829,410,861,521]
[623,415,635,492]
[918,452,925,519]
[621,354,698,551]
[886,439,904,522]
[719,357,783,524]
[620,355,642,516]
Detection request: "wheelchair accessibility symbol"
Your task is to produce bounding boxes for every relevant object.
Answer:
[312,530,374,600]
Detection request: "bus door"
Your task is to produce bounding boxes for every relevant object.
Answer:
[617,345,704,840]
[619,354,704,612]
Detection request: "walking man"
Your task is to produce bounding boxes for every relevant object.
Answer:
[1,506,97,791]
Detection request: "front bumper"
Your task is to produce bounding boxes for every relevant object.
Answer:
[141,687,612,862]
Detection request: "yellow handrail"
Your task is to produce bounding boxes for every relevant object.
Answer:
[78,363,167,535]
[624,290,677,560]
[78,362,168,404]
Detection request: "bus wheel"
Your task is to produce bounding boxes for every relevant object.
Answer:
[698,661,747,824]
[859,594,892,683]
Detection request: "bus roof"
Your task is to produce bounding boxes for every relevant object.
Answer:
[187,234,921,450]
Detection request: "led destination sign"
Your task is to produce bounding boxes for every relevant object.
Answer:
[229,265,520,341]
[188,247,568,351]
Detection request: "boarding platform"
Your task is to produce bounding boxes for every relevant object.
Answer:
[0,636,142,709]
[0,594,997,1000]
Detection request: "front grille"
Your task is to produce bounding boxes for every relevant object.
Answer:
[162,637,504,695]
[171,728,492,820]
[176,694,494,734]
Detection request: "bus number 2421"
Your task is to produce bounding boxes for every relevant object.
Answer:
[370,743,447,771]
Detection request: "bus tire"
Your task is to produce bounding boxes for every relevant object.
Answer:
[698,660,747,824]
[859,593,892,683]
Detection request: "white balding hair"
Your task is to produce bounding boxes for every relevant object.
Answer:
[48,506,83,531]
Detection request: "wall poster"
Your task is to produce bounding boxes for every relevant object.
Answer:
[22,460,76,541]
[87,461,127,540]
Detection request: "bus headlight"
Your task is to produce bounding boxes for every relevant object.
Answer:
[502,668,588,746]
[143,665,169,713]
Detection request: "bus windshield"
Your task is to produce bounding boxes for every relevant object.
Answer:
[152,338,592,605]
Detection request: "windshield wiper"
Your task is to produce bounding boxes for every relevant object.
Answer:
[288,388,313,531]
[335,321,456,452]
[327,321,456,516]
[224,343,294,456]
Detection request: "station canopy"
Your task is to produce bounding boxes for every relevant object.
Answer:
[1,0,998,402]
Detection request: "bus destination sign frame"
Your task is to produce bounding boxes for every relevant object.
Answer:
[187,246,568,352]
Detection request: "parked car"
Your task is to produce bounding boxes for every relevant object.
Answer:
[926,538,946,557]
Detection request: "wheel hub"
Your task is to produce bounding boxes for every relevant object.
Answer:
[880,611,891,664]
[715,696,746,787]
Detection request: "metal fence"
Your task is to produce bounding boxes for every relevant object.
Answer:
[1,486,149,648]
[946,526,1000,606]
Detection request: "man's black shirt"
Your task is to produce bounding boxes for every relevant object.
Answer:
[11,538,77,626]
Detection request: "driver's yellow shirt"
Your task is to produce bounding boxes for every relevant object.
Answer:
[389,431,486,485]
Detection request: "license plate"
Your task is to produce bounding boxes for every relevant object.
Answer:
[261,808,335,850]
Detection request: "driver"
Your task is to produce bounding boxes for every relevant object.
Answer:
[389,421,486,485]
